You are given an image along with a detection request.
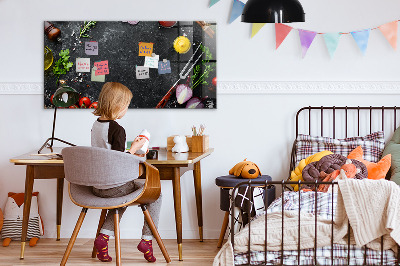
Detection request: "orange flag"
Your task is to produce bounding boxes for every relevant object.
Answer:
[275,23,293,49]
[378,21,398,50]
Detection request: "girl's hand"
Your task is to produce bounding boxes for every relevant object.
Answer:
[134,148,149,157]
[129,137,147,155]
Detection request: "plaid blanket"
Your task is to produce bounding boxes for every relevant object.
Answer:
[234,191,397,265]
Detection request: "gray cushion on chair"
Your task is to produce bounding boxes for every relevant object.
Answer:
[69,180,145,208]
[62,146,145,188]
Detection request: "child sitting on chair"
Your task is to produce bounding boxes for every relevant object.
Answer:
[91,82,162,263]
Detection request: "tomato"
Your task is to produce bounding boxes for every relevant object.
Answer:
[212,77,217,86]
[79,97,91,108]
[89,102,98,109]
[50,94,54,104]
[69,105,79,109]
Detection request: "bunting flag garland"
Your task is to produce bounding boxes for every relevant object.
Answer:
[251,23,266,38]
[351,29,370,55]
[209,0,220,7]
[298,29,317,58]
[229,0,245,24]
[323,33,341,58]
[207,3,400,58]
[378,21,398,50]
[275,23,293,49]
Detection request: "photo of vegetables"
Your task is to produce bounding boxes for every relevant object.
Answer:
[44,21,217,109]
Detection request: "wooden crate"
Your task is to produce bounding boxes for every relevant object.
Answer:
[191,135,209,153]
[167,135,192,151]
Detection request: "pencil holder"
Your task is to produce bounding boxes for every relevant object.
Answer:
[191,135,209,153]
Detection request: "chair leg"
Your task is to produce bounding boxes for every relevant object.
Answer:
[141,205,171,263]
[114,209,121,266]
[217,211,230,248]
[92,209,108,258]
[60,208,88,266]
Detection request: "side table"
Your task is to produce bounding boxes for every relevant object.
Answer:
[215,175,275,248]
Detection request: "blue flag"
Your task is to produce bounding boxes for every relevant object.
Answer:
[229,0,245,24]
[351,29,370,55]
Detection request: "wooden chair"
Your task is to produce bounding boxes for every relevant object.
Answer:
[60,146,171,265]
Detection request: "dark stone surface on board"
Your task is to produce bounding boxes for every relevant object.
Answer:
[44,21,217,109]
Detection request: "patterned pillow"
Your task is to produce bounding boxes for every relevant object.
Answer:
[294,131,385,166]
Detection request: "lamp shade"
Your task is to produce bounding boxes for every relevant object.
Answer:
[241,0,305,23]
[52,85,80,108]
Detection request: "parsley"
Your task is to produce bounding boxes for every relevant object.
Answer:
[53,49,73,84]
[191,44,215,89]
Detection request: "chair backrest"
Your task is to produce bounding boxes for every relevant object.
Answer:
[62,146,145,187]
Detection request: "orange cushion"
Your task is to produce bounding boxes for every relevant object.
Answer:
[347,146,391,180]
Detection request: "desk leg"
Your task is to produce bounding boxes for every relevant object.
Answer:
[172,167,183,261]
[193,161,203,242]
[20,165,35,259]
[56,178,64,241]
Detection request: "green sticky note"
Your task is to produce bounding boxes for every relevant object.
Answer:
[91,67,105,82]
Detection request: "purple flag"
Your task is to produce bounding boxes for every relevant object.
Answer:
[298,29,317,58]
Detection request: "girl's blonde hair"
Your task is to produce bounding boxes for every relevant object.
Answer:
[93,82,133,120]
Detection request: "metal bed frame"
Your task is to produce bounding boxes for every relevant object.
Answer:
[230,106,400,266]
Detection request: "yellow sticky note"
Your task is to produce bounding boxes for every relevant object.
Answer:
[139,42,154,57]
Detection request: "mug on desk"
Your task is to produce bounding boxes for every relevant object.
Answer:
[146,150,158,160]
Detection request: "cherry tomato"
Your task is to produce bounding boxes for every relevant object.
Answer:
[79,97,91,108]
[69,105,79,109]
[89,102,98,109]
[212,77,217,86]
[50,94,54,104]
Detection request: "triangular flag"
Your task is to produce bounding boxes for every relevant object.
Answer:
[275,23,293,49]
[351,29,370,55]
[298,29,317,58]
[209,0,220,7]
[323,33,341,58]
[378,21,398,50]
[251,23,266,38]
[229,0,245,24]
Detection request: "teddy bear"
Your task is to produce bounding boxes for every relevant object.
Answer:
[1,192,43,247]
[172,135,189,153]
[229,159,261,179]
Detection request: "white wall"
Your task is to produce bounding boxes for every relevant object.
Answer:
[1,0,400,239]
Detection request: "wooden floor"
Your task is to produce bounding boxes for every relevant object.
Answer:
[0,239,221,265]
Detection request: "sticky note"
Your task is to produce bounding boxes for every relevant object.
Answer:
[136,66,150,79]
[85,41,98,55]
[76,58,90,72]
[158,60,171,74]
[94,60,109,76]
[91,67,105,82]
[144,54,159,69]
[139,42,154,57]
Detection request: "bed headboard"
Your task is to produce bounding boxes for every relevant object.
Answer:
[290,106,400,179]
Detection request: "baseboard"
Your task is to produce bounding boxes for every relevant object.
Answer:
[1,81,400,95]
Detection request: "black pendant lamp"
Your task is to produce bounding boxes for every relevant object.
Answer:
[242,0,305,23]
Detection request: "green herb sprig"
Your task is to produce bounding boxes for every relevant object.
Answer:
[191,44,215,89]
[53,49,73,84]
[80,21,97,38]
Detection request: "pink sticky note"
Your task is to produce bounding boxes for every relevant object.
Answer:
[94,60,109,76]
